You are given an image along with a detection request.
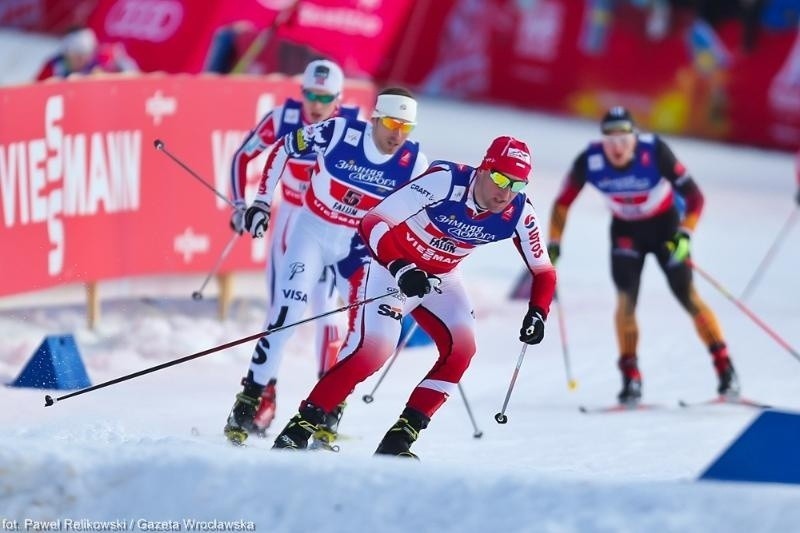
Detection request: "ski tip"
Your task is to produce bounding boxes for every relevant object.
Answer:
[678,396,772,409]
[578,406,588,413]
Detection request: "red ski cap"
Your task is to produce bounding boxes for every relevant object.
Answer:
[480,136,532,182]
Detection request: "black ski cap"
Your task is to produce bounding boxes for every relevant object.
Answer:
[601,106,635,134]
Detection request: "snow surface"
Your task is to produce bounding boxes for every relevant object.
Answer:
[2,97,799,531]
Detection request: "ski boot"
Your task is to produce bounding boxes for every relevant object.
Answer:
[617,355,642,407]
[711,344,740,398]
[374,407,429,460]
[310,401,346,452]
[272,401,327,450]
[716,362,740,398]
[223,374,265,446]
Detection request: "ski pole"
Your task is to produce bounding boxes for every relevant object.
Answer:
[44,292,396,407]
[154,139,234,207]
[554,290,578,390]
[362,322,419,403]
[740,207,799,302]
[457,382,483,438]
[689,259,800,363]
[495,343,529,424]
[191,232,240,300]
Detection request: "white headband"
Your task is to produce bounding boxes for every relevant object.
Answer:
[371,94,417,123]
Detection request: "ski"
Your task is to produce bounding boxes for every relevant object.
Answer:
[190,427,253,447]
[578,403,664,414]
[678,396,772,410]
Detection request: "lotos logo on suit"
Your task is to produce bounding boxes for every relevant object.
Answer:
[523,214,536,229]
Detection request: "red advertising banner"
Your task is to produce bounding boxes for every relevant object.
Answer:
[275,0,415,78]
[0,0,95,33]
[87,0,230,73]
[87,0,415,78]
[396,0,800,151]
[0,74,375,297]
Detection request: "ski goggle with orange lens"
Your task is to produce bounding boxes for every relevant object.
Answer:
[489,171,527,192]
[302,90,337,104]
[379,116,415,133]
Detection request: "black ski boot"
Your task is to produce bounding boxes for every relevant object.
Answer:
[617,355,642,406]
[617,377,642,406]
[223,374,265,446]
[717,362,741,398]
[311,401,346,452]
[711,343,740,398]
[272,401,327,450]
[375,407,430,460]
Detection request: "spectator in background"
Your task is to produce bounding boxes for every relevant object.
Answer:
[35,27,138,81]
[203,20,323,76]
[203,2,311,76]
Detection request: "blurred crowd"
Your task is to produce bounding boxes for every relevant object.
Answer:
[35,26,138,80]
[27,0,800,83]
[588,0,800,51]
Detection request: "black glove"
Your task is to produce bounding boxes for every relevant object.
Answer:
[229,200,246,235]
[547,242,560,266]
[244,200,270,238]
[795,189,800,206]
[389,260,437,298]
[519,306,545,345]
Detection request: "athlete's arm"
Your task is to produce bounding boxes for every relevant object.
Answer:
[655,137,704,232]
[230,110,279,204]
[514,199,557,317]
[549,150,589,244]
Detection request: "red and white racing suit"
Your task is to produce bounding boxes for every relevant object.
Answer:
[303,160,556,419]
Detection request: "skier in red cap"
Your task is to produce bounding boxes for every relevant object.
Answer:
[270,135,556,458]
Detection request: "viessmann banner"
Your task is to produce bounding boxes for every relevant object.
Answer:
[0,74,375,297]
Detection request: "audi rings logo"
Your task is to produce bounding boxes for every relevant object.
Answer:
[105,0,184,42]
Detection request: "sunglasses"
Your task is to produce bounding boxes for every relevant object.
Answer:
[379,116,415,134]
[602,132,635,146]
[303,89,337,104]
[489,171,527,193]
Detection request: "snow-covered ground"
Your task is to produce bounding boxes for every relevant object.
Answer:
[2,96,799,531]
